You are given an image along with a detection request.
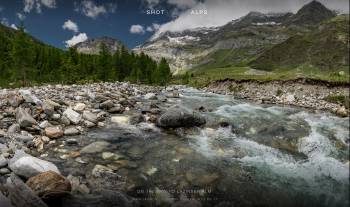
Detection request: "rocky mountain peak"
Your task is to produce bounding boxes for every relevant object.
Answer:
[74,36,124,55]
[285,0,336,26]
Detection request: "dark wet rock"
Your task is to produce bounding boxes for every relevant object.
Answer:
[80,141,110,154]
[100,100,114,109]
[130,114,145,125]
[157,105,206,128]
[26,171,71,199]
[14,133,33,143]
[66,138,79,145]
[87,165,126,191]
[127,145,147,160]
[5,173,48,207]
[16,107,37,128]
[0,192,13,207]
[9,150,60,178]
[64,127,80,136]
[185,169,220,186]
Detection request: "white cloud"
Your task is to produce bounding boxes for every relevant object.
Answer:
[142,0,160,9]
[17,13,26,20]
[1,18,9,26]
[23,0,56,13]
[154,0,350,36]
[10,24,18,30]
[146,23,161,32]
[75,0,116,19]
[130,24,145,34]
[62,19,79,33]
[65,33,88,47]
[0,7,3,12]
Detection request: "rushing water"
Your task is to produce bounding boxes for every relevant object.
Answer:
[48,88,349,207]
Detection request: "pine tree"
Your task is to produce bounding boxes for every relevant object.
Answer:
[155,58,171,86]
[10,22,33,86]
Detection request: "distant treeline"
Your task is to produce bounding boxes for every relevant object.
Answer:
[0,23,171,87]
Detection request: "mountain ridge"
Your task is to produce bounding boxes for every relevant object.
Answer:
[133,0,340,73]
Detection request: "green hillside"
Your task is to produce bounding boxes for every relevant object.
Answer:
[180,15,349,87]
[250,15,349,72]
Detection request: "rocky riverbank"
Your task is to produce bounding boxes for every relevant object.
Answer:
[204,79,349,117]
[0,81,348,207]
[0,82,192,207]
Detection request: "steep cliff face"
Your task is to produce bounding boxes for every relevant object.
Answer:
[74,36,124,55]
[133,1,337,74]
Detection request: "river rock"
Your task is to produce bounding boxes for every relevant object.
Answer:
[100,100,114,109]
[26,171,71,198]
[45,127,63,139]
[0,155,8,167]
[39,120,51,129]
[336,106,348,117]
[42,100,56,116]
[6,173,48,207]
[102,152,123,160]
[74,103,86,111]
[8,123,20,133]
[64,127,80,136]
[19,89,42,106]
[111,116,129,125]
[7,93,24,107]
[9,150,60,178]
[0,192,14,207]
[88,165,126,191]
[83,111,98,123]
[60,115,71,126]
[63,108,82,124]
[144,93,157,100]
[157,106,206,128]
[16,107,37,128]
[80,141,110,154]
[84,120,96,128]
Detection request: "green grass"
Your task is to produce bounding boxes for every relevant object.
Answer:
[172,65,349,88]
[324,95,350,109]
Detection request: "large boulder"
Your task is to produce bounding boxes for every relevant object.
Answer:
[6,174,48,207]
[9,150,60,178]
[157,106,206,128]
[16,107,37,128]
[63,108,82,125]
[26,171,71,198]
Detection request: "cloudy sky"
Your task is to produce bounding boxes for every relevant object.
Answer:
[0,0,348,49]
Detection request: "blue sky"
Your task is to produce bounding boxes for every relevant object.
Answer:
[0,0,348,49]
[0,0,174,49]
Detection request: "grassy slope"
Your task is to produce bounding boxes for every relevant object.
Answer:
[180,15,349,87]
